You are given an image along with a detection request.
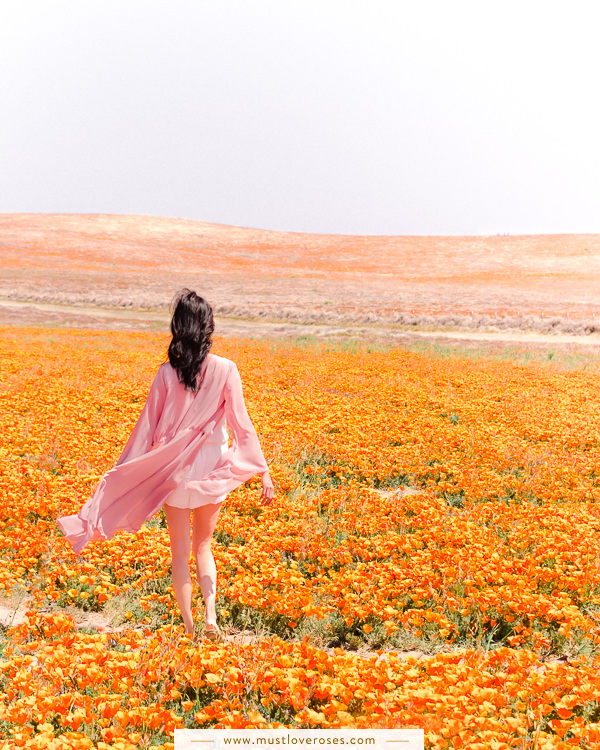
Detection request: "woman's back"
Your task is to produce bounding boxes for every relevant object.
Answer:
[57,289,273,638]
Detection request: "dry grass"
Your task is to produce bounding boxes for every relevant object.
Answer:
[2,213,600,336]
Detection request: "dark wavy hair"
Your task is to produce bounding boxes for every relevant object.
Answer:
[168,289,214,392]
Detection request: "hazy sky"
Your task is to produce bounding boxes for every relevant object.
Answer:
[1,0,599,235]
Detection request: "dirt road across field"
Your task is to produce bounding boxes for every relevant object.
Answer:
[3,298,600,353]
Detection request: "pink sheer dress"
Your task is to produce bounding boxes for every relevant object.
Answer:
[57,354,268,552]
[163,414,229,508]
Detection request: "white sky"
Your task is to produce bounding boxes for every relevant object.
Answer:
[1,0,599,235]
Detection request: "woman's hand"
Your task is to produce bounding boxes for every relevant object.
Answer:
[260,471,274,505]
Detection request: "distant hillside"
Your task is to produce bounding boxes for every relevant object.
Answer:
[1,213,600,334]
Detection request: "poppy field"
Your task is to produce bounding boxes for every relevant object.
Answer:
[1,326,600,749]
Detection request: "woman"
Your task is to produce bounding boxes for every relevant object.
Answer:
[58,290,274,640]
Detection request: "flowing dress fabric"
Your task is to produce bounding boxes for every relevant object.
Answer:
[164,415,229,508]
[57,355,268,552]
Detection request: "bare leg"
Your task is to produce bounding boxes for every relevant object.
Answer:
[163,505,194,635]
[192,502,223,628]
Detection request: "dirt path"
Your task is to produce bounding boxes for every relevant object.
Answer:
[3,298,600,349]
[0,598,429,661]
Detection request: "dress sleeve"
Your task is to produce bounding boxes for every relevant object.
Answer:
[224,362,269,476]
[115,365,167,466]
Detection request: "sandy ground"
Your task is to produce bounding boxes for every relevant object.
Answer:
[0,596,429,658]
[0,594,428,658]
